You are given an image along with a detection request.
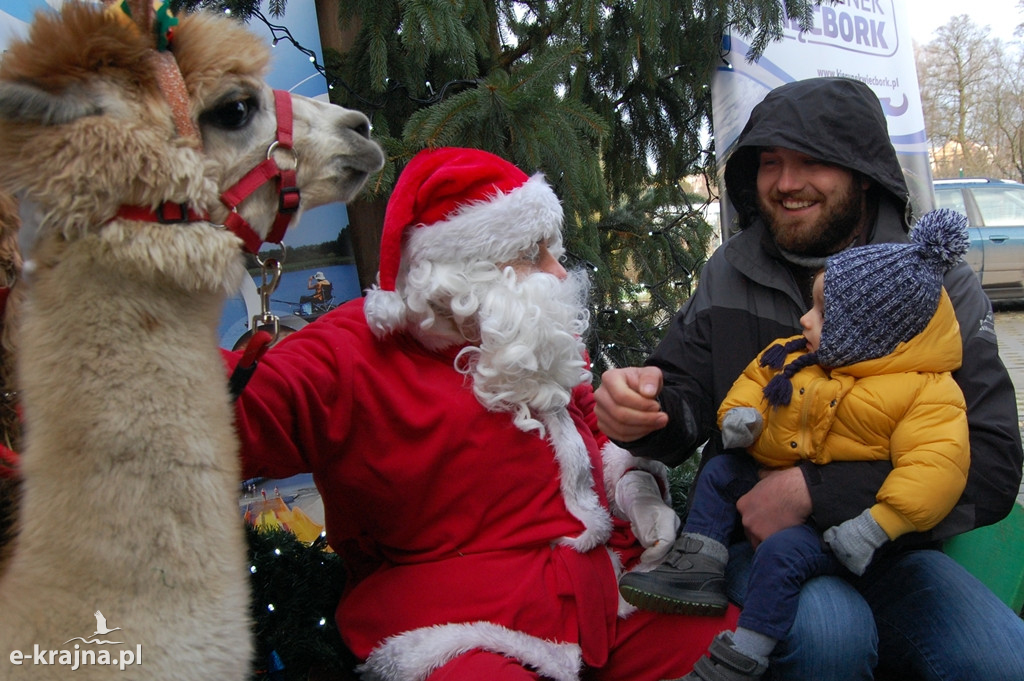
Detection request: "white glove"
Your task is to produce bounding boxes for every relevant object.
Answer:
[823,509,890,576]
[615,470,681,564]
[720,407,763,449]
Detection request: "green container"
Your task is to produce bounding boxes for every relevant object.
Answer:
[944,502,1024,614]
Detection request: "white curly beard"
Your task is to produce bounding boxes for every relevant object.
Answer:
[453,266,591,434]
[397,260,590,435]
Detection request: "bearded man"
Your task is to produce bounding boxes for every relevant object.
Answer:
[595,78,1024,680]
[230,147,736,681]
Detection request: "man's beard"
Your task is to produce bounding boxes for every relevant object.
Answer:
[450,267,592,435]
[759,179,866,257]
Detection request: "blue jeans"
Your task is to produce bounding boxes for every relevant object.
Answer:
[727,542,1024,680]
[687,453,838,640]
[684,453,758,545]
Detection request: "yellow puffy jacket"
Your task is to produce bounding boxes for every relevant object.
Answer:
[717,289,969,540]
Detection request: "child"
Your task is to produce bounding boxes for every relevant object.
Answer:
[619,208,972,681]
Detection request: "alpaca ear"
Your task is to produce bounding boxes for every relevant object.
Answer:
[0,81,101,126]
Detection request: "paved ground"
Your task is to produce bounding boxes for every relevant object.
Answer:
[992,306,1024,503]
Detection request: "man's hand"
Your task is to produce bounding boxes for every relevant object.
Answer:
[736,467,811,547]
[594,366,668,442]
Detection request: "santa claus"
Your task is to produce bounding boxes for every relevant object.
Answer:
[231,147,737,680]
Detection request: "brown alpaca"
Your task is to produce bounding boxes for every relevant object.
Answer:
[0,3,383,679]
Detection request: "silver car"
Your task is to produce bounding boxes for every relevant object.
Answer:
[933,178,1024,302]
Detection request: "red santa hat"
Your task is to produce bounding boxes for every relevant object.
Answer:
[364,146,563,334]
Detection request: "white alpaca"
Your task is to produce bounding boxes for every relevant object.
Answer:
[0,3,384,679]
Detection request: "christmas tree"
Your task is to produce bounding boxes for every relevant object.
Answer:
[246,525,358,680]
[172,0,818,372]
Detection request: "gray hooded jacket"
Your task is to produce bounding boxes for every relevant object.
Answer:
[627,77,1022,540]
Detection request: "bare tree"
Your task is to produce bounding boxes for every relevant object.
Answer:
[917,12,1024,182]
[917,15,1000,178]
[982,47,1024,182]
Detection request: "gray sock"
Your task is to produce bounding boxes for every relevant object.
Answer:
[730,627,776,668]
[682,532,728,565]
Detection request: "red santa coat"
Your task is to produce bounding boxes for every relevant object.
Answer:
[231,298,663,680]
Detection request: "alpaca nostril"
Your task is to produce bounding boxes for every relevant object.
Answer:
[353,120,370,139]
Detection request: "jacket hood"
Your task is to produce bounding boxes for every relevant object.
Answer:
[723,77,910,231]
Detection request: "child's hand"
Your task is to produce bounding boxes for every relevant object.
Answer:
[720,407,762,448]
[823,509,889,575]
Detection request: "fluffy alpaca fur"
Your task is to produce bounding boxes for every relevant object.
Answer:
[0,4,383,679]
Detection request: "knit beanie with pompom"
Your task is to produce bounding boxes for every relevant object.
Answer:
[761,208,969,407]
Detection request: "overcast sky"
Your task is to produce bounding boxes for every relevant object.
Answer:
[905,0,1022,46]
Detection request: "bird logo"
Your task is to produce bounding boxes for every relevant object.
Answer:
[91,611,122,637]
[63,611,123,645]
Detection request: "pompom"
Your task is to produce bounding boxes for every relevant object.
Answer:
[363,287,408,338]
[911,208,970,270]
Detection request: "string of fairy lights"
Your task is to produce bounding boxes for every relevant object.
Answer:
[244,522,354,676]
[250,528,327,620]
[238,7,477,111]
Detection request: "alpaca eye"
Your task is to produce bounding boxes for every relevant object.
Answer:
[202,97,257,130]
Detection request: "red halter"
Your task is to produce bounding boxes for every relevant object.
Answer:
[99,6,293,400]
[114,89,299,255]
[219,89,300,254]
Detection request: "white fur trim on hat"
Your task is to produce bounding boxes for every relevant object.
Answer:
[364,173,562,336]
[405,173,563,269]
[356,621,582,681]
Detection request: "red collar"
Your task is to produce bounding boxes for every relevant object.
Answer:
[113,203,209,224]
